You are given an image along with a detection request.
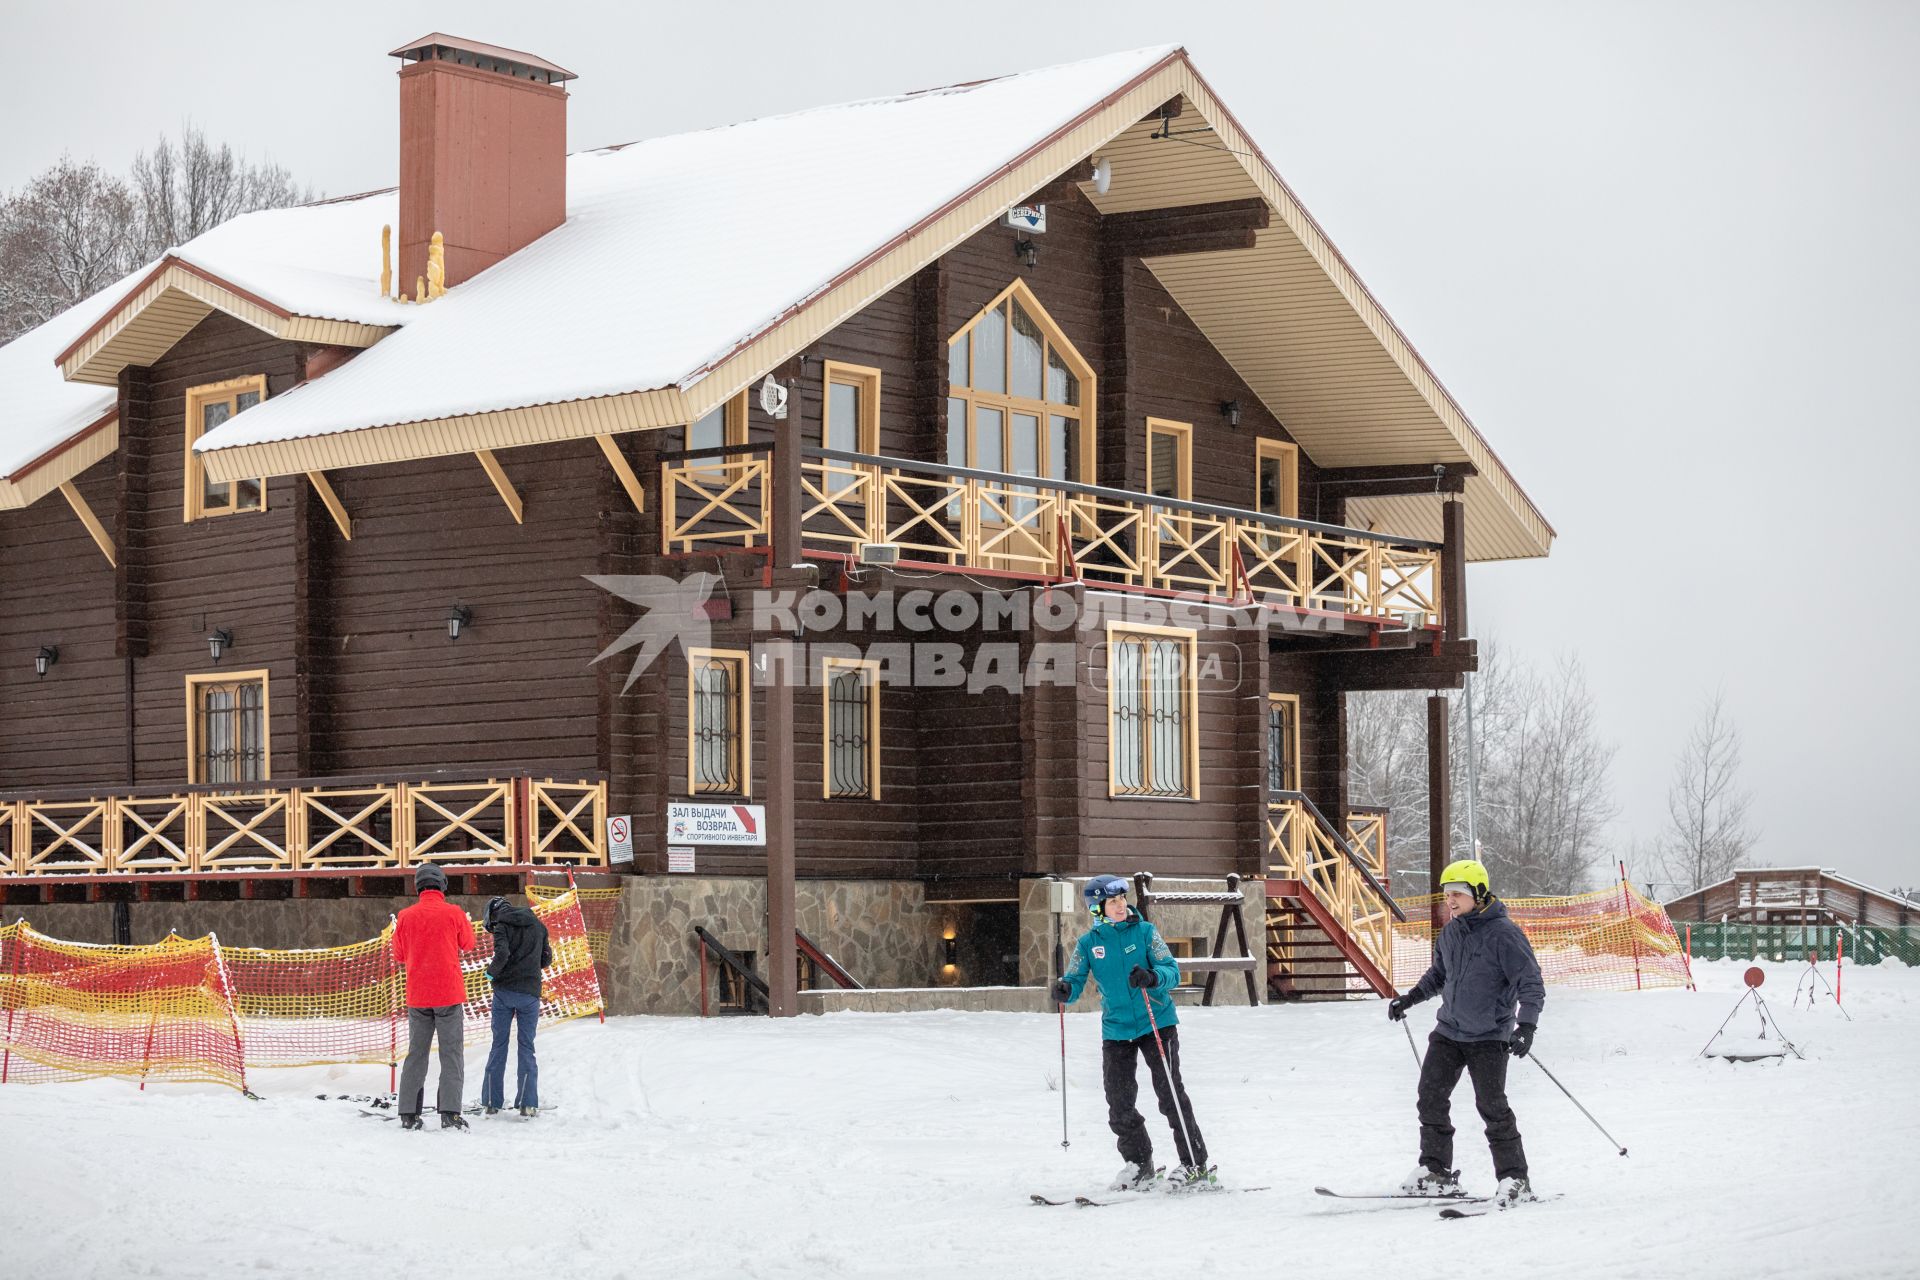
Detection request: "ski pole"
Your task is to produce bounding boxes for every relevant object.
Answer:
[1403,1019,1422,1069]
[1527,1054,1627,1157]
[1057,998,1070,1148]
[1138,977,1200,1170]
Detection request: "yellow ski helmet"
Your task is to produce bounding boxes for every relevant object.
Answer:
[1437,859,1491,902]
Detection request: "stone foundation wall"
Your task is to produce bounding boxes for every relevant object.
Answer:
[2,896,492,948]
[1018,876,1262,1008]
[603,876,945,1015]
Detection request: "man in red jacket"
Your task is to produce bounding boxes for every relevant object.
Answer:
[393,864,476,1130]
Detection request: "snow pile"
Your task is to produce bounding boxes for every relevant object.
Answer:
[2,958,1912,1279]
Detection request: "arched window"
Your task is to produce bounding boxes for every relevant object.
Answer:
[946,281,1095,489]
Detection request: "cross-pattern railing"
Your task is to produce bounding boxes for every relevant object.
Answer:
[661,445,1442,624]
[1267,792,1405,978]
[0,774,609,876]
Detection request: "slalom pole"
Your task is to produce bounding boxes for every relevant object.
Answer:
[1057,998,1070,1149]
[1836,932,1844,1008]
[1138,978,1200,1171]
[1403,1019,1422,1069]
[1527,1054,1627,1157]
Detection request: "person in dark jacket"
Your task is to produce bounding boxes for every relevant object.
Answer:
[480,895,552,1118]
[1050,875,1213,1191]
[1389,858,1546,1207]
[393,863,477,1131]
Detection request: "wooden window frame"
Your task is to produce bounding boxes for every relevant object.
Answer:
[1164,937,1209,989]
[1254,437,1300,520]
[821,361,882,455]
[1104,622,1200,801]
[681,391,749,454]
[821,656,881,800]
[184,669,271,785]
[1146,418,1193,502]
[184,376,269,522]
[687,647,751,798]
[1267,692,1301,794]
[946,278,1097,485]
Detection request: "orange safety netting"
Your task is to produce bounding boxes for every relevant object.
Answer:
[0,925,249,1092]
[1,889,604,1091]
[527,883,619,966]
[1392,883,1694,993]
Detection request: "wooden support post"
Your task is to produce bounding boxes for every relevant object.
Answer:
[595,435,646,514]
[58,481,117,566]
[763,366,804,1020]
[475,450,524,524]
[305,472,353,539]
[1440,496,1467,642]
[1427,693,1451,931]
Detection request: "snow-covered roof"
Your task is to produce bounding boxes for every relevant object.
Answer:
[0,43,1557,559]
[0,277,128,505]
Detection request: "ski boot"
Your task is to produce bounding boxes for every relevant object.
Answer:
[1492,1176,1536,1209]
[518,1105,538,1119]
[1170,1163,1219,1192]
[399,1113,424,1132]
[1108,1162,1161,1192]
[484,1106,500,1117]
[440,1111,470,1132]
[1399,1166,1463,1197]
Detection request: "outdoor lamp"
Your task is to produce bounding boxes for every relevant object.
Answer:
[447,604,473,641]
[34,645,57,678]
[1220,400,1241,429]
[1014,238,1038,269]
[207,629,233,663]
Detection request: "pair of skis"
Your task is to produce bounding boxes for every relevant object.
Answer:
[1314,1185,1562,1219]
[1031,1185,1269,1208]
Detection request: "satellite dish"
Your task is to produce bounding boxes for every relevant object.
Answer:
[1091,156,1112,196]
[758,374,788,420]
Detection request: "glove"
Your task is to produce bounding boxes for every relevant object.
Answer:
[1127,965,1157,990]
[1049,979,1071,1004]
[1387,995,1417,1021]
[1509,1022,1536,1058]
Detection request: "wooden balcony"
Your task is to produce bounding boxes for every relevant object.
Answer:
[0,772,608,881]
[662,445,1443,625]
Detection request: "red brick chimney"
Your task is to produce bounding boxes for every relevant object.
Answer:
[389,34,575,292]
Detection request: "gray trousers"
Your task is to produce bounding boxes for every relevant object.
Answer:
[398,1004,465,1116]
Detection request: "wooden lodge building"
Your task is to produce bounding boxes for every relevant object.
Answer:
[0,39,1554,1014]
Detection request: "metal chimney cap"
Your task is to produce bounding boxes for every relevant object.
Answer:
[389,33,578,83]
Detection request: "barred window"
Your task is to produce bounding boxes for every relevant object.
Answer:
[823,658,880,799]
[187,672,269,784]
[1108,627,1196,799]
[688,649,749,796]
[1268,694,1300,794]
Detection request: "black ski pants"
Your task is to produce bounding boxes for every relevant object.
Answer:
[1102,1027,1206,1169]
[1417,1031,1528,1180]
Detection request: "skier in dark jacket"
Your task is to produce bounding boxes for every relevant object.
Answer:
[1389,858,1546,1208]
[1051,875,1213,1191]
[480,895,552,1118]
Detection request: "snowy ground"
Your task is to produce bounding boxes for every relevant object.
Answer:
[3,959,1913,1280]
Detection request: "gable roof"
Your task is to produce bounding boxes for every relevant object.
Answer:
[1,45,1554,559]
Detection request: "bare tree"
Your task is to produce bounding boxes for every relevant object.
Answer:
[128,124,314,261]
[1655,692,1756,895]
[0,156,138,341]
[1348,641,1619,899]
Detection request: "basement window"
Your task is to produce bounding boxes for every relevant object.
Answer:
[1164,937,1210,989]
[184,376,269,521]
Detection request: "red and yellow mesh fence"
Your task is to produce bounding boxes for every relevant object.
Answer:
[1393,884,1694,993]
[527,883,619,965]
[1,889,604,1092]
[0,925,249,1092]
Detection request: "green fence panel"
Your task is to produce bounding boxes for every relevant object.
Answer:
[1672,922,1920,966]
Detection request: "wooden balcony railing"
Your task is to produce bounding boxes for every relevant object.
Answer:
[0,774,608,877]
[662,445,1442,624]
[1267,792,1406,977]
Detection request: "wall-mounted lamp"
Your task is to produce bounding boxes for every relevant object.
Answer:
[1013,238,1038,270]
[447,604,474,642]
[1091,155,1113,197]
[1220,400,1241,429]
[943,928,958,970]
[34,645,58,678]
[207,629,233,663]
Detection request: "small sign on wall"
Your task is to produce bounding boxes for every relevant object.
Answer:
[607,814,634,864]
[1001,204,1046,232]
[667,802,766,846]
[667,846,695,873]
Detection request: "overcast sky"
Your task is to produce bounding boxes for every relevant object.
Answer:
[4,1,1915,893]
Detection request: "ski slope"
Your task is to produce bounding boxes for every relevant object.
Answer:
[2,959,1910,1279]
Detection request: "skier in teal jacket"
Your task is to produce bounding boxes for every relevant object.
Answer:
[1052,874,1213,1190]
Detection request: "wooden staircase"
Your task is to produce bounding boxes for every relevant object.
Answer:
[1264,796,1404,1002]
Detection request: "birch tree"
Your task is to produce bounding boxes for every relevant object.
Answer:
[1655,692,1756,894]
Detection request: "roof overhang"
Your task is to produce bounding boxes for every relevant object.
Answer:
[198,51,1551,561]
[56,257,394,387]
[0,407,118,510]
